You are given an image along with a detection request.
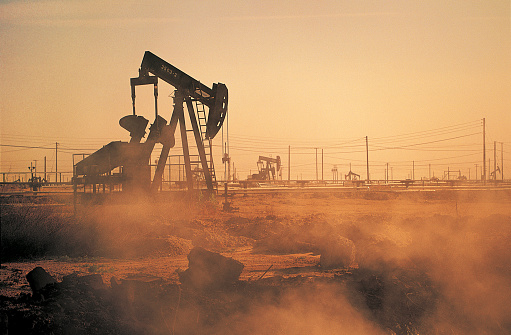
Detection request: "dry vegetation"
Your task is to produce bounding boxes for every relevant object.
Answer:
[1,189,511,334]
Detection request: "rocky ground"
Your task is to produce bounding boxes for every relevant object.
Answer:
[1,189,511,334]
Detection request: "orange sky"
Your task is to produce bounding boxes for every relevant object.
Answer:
[1,0,510,181]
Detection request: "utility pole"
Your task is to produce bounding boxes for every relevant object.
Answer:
[288,145,290,182]
[475,164,478,181]
[44,156,47,181]
[412,161,415,180]
[315,148,318,181]
[494,141,497,181]
[222,123,224,180]
[482,118,486,181]
[29,161,34,180]
[55,142,58,183]
[386,163,389,183]
[502,142,504,180]
[365,136,369,182]
[228,156,231,182]
[321,149,324,181]
[222,142,231,181]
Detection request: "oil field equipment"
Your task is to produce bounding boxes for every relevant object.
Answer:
[249,156,281,181]
[74,51,228,197]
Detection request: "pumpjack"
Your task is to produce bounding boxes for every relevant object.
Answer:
[249,156,281,181]
[74,51,228,196]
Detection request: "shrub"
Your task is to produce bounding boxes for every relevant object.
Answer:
[1,204,71,261]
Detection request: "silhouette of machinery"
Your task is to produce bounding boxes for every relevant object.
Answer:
[490,166,500,180]
[249,156,281,181]
[74,51,228,195]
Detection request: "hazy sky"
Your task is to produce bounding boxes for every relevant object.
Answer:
[1,0,510,181]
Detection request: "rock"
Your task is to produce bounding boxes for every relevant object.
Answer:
[178,247,244,290]
[110,276,122,288]
[26,267,57,293]
[112,274,163,306]
[357,274,385,310]
[62,273,79,284]
[319,235,356,269]
[61,273,106,291]
[0,313,8,335]
[79,274,107,291]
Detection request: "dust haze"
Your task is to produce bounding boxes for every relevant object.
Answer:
[1,189,511,334]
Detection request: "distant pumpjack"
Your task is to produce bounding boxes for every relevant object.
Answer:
[249,156,281,181]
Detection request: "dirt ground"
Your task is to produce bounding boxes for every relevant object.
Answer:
[1,189,511,334]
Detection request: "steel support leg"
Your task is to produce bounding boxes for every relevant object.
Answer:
[185,98,214,193]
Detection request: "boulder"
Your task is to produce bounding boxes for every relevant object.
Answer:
[26,267,57,293]
[178,247,244,290]
[61,273,107,291]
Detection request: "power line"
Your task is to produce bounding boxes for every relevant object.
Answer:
[0,144,55,150]
[369,120,481,142]
[370,132,481,151]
